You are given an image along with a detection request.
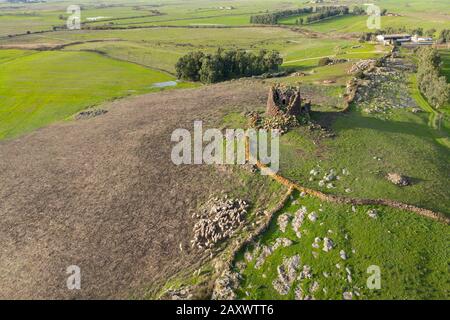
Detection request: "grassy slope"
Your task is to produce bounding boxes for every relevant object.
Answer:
[235,191,449,300]
[278,107,450,215]
[271,49,450,215]
[1,0,449,36]
[0,49,192,139]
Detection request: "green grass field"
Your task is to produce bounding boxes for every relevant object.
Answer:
[1,0,448,37]
[1,27,378,73]
[0,49,192,139]
[234,191,449,300]
[277,106,450,215]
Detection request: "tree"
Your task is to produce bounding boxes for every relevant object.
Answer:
[199,55,223,84]
[416,47,449,109]
[352,6,366,15]
[262,50,283,72]
[318,57,332,66]
[175,49,283,83]
[175,51,205,81]
[424,28,436,37]
[438,29,450,43]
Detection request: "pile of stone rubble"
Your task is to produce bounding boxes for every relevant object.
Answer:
[348,59,376,74]
[272,255,301,295]
[254,237,293,269]
[75,108,107,120]
[386,172,410,186]
[212,269,241,300]
[352,58,418,115]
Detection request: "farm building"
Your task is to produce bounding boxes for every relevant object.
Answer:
[411,35,434,45]
[376,34,411,45]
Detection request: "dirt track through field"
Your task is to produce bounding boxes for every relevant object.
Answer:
[0,81,269,299]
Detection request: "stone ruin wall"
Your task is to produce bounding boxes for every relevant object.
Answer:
[266,84,311,117]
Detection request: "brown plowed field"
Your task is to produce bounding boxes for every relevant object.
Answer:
[0,81,274,299]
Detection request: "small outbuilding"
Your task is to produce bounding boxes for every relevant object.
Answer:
[376,34,411,45]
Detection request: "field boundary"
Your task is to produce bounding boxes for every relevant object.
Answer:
[244,121,447,224]
[252,157,449,224]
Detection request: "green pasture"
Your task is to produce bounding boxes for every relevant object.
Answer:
[0,49,191,139]
[235,191,449,300]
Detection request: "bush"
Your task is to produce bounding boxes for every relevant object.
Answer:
[318,57,332,67]
[416,47,449,108]
[354,70,365,79]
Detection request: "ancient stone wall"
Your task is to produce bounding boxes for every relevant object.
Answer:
[266,84,310,117]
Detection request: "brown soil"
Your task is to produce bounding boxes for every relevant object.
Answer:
[0,81,270,299]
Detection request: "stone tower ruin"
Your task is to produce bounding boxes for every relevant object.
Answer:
[266,84,310,117]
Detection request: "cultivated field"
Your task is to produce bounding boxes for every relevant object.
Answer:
[0,81,285,299]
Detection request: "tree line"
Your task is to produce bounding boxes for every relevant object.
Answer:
[302,6,349,24]
[437,29,450,43]
[416,47,449,109]
[249,6,349,25]
[175,49,283,84]
[352,6,387,16]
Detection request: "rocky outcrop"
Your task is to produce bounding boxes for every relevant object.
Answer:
[386,173,410,186]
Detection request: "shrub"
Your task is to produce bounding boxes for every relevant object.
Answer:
[318,57,332,67]
[416,47,449,108]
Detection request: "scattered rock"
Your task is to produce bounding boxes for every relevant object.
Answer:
[255,238,292,269]
[75,108,107,120]
[343,292,353,300]
[310,281,320,293]
[277,213,290,233]
[212,270,240,300]
[298,265,312,280]
[367,209,378,219]
[294,286,304,300]
[308,212,318,222]
[339,250,347,260]
[386,172,410,186]
[292,206,307,238]
[272,255,301,295]
[323,237,334,252]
